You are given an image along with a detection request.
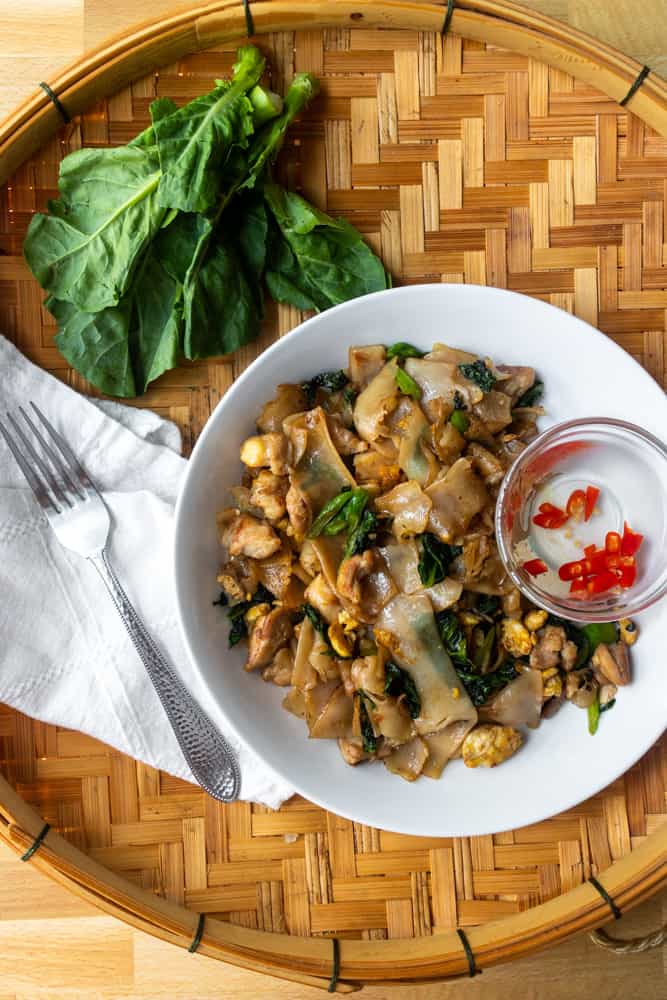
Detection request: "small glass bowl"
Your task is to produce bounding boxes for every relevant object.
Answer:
[495,418,667,623]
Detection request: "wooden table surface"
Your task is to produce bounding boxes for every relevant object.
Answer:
[0,1,665,996]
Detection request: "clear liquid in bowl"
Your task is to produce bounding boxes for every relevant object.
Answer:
[497,419,667,621]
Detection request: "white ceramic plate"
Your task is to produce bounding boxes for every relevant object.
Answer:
[174,285,667,835]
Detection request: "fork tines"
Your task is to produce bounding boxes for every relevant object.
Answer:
[0,403,91,512]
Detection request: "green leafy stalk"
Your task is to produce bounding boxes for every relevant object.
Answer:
[588,696,600,735]
[223,583,274,648]
[181,72,319,360]
[154,45,265,213]
[357,693,378,754]
[458,359,496,392]
[418,534,462,588]
[384,661,421,718]
[473,626,496,671]
[581,622,617,652]
[450,409,469,434]
[345,508,377,558]
[308,487,354,537]
[435,610,470,668]
[394,366,422,399]
[264,180,390,312]
[24,145,164,313]
[515,379,544,408]
[455,661,519,707]
[386,342,424,360]
[249,85,283,127]
[300,369,348,407]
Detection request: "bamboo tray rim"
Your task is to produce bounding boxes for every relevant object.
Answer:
[1,0,666,183]
[1,0,666,989]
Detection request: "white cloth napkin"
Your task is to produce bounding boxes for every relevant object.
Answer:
[0,336,294,808]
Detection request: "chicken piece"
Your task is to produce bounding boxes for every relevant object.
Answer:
[326,415,368,455]
[350,655,386,697]
[462,724,522,768]
[431,421,466,465]
[564,669,598,708]
[501,619,535,658]
[258,545,293,600]
[216,564,246,603]
[349,345,387,388]
[216,554,259,602]
[240,432,289,475]
[304,573,341,625]
[529,625,577,672]
[467,442,505,486]
[261,647,294,686]
[461,535,491,580]
[222,513,281,560]
[257,384,308,433]
[376,480,432,539]
[591,642,630,686]
[496,365,536,405]
[249,470,288,523]
[299,539,320,579]
[245,607,293,670]
[286,482,312,538]
[338,737,370,766]
[426,458,489,543]
[502,587,522,620]
[353,450,402,490]
[337,550,375,606]
[472,390,513,434]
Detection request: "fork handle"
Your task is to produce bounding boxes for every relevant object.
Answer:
[90,551,241,802]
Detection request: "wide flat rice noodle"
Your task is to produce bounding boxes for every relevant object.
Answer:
[377,594,477,736]
[283,407,355,513]
[383,736,429,781]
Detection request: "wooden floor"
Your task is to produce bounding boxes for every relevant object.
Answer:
[0,0,665,996]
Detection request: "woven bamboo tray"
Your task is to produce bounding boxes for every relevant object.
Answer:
[0,1,666,990]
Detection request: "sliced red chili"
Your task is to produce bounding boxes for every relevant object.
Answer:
[584,485,600,521]
[584,543,596,559]
[558,559,592,581]
[605,531,622,555]
[569,577,588,594]
[587,570,618,595]
[621,522,643,557]
[566,489,586,520]
[533,511,569,530]
[588,549,609,573]
[523,558,548,577]
[538,502,566,515]
[617,561,637,589]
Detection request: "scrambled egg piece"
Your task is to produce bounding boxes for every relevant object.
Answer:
[501,619,535,657]
[524,609,548,632]
[328,622,354,659]
[541,667,562,699]
[462,725,523,768]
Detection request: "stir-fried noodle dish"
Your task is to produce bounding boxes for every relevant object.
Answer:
[215,342,635,781]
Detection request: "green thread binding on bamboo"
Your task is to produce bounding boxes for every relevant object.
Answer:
[589,876,622,920]
[20,822,51,862]
[620,65,650,106]
[457,928,480,977]
[188,913,206,953]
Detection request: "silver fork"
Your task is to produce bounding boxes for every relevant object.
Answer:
[0,403,240,802]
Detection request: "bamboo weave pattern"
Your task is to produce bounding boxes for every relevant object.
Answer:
[0,27,665,940]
